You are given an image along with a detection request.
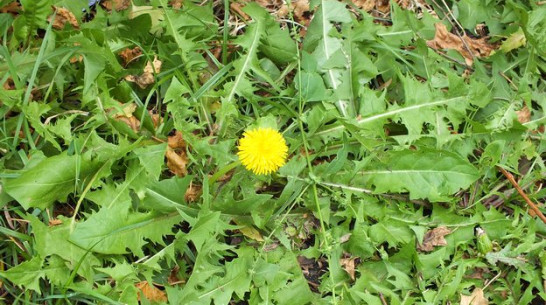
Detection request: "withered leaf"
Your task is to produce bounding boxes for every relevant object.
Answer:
[427,23,495,66]
[51,7,79,30]
[166,147,188,177]
[167,131,186,149]
[101,0,131,11]
[184,183,201,203]
[125,56,162,89]
[340,257,357,281]
[135,281,167,302]
[417,226,451,252]
[119,47,142,66]
[460,288,489,305]
[516,106,530,124]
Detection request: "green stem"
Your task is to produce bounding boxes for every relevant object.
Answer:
[209,160,241,185]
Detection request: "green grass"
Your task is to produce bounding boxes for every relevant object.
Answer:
[0,0,545,304]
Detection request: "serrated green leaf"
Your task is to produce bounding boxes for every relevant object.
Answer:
[0,257,45,293]
[69,201,181,256]
[353,149,479,201]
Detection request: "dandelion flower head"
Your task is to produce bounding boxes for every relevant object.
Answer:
[237,127,288,175]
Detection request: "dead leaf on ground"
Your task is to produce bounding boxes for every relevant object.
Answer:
[340,256,358,281]
[184,183,202,203]
[166,147,188,177]
[3,78,15,90]
[169,0,183,9]
[516,106,531,124]
[460,288,489,305]
[119,47,142,66]
[166,131,189,176]
[417,226,451,252]
[125,56,162,89]
[101,0,131,11]
[0,1,20,14]
[427,23,496,66]
[50,7,79,30]
[110,103,140,133]
[135,281,167,303]
[48,218,63,227]
[277,0,310,24]
[168,131,186,149]
[230,2,250,20]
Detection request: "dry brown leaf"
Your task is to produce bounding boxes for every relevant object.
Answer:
[230,2,250,20]
[0,1,20,14]
[184,184,202,203]
[166,147,188,177]
[340,257,357,281]
[119,47,142,66]
[125,56,162,89]
[277,0,309,22]
[427,23,495,66]
[50,7,79,30]
[101,0,131,11]
[135,281,167,303]
[417,226,451,252]
[352,0,376,11]
[48,218,63,227]
[111,103,140,133]
[169,0,184,9]
[168,131,186,149]
[460,288,489,305]
[516,106,531,124]
[3,78,15,90]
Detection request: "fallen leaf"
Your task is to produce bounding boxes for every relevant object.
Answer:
[125,56,162,89]
[460,288,489,305]
[340,257,357,281]
[48,219,63,226]
[230,2,249,20]
[352,0,376,11]
[119,47,142,66]
[0,1,20,14]
[167,131,186,149]
[168,266,185,285]
[184,183,201,203]
[170,0,183,9]
[516,105,531,124]
[50,7,79,30]
[135,281,167,302]
[3,78,15,90]
[166,147,188,177]
[101,0,131,11]
[427,23,496,66]
[417,226,451,252]
[277,0,309,23]
[111,103,140,133]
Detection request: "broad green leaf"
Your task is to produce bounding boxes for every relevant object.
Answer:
[0,257,45,293]
[69,201,181,256]
[4,152,103,209]
[142,176,194,213]
[28,215,100,281]
[134,143,167,180]
[352,149,480,201]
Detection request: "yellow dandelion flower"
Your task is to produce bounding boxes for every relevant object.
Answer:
[237,127,288,175]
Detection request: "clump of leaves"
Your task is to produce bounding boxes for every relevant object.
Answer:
[0,0,545,304]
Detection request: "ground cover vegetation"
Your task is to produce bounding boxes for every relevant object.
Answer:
[0,0,545,304]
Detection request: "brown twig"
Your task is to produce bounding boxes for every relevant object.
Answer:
[497,166,546,224]
[379,292,388,305]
